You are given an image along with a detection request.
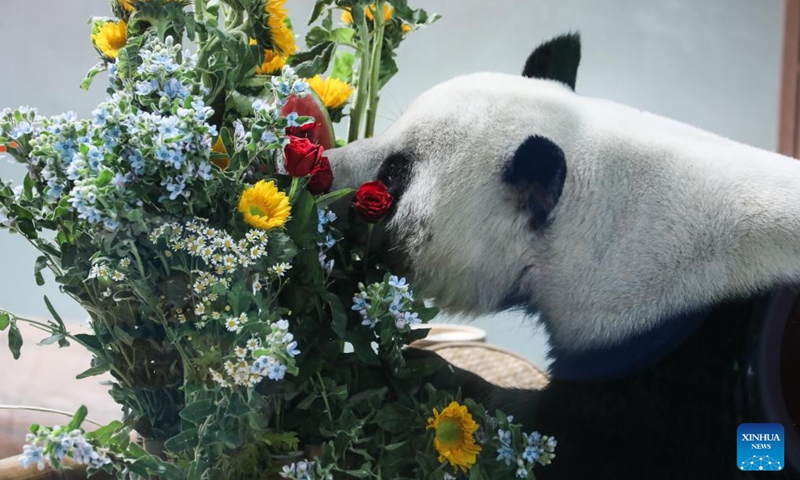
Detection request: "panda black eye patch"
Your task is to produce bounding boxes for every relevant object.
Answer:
[376,152,413,207]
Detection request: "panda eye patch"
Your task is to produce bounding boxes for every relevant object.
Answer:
[377,152,413,205]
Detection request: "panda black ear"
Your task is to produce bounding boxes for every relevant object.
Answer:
[522,32,581,91]
[503,135,567,230]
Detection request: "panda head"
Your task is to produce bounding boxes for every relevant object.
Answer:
[327,33,800,355]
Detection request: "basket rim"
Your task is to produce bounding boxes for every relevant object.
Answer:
[424,341,550,380]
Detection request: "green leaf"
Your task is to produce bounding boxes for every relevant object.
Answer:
[383,441,407,451]
[112,325,135,346]
[80,62,106,91]
[308,0,334,24]
[179,400,215,425]
[7,323,22,359]
[225,393,250,418]
[291,42,336,78]
[316,187,354,209]
[164,428,199,452]
[67,405,88,431]
[323,291,348,339]
[85,420,123,444]
[34,256,47,286]
[23,173,34,200]
[0,312,9,331]
[76,361,110,379]
[374,403,417,433]
[115,36,143,80]
[330,51,355,84]
[415,304,439,323]
[330,27,355,45]
[95,169,113,188]
[43,295,65,330]
[343,464,373,478]
[9,204,34,220]
[378,55,399,90]
[351,337,381,366]
[305,26,329,47]
[74,333,102,351]
[286,190,317,247]
[37,334,65,346]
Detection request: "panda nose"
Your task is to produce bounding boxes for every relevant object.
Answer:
[327,137,388,190]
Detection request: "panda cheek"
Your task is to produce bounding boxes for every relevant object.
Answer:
[502,135,568,230]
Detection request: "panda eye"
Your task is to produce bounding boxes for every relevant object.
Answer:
[377,152,412,202]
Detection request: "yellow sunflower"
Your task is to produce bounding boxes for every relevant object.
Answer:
[402,23,412,33]
[249,38,288,75]
[265,0,297,56]
[119,0,136,11]
[92,20,128,60]
[238,180,291,230]
[307,75,354,109]
[426,402,482,472]
[256,49,287,75]
[341,3,394,24]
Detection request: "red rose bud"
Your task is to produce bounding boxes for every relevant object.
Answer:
[284,135,324,177]
[307,155,333,194]
[353,181,393,223]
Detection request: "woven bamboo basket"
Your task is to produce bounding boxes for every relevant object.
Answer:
[424,341,550,390]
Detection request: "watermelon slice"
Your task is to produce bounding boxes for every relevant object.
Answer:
[281,91,336,150]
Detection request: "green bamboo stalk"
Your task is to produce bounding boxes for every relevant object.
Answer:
[363,1,387,139]
[347,14,374,143]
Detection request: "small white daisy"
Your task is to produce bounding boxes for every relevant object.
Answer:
[272,262,292,277]
[225,317,241,332]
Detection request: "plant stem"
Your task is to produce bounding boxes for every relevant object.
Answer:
[13,316,86,349]
[288,176,300,202]
[347,15,374,143]
[315,372,334,423]
[364,223,374,277]
[0,405,102,427]
[364,1,387,139]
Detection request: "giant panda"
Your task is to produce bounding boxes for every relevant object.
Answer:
[326,34,800,479]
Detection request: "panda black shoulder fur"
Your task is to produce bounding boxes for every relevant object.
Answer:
[327,34,798,479]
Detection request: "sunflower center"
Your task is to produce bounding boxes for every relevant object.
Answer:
[249,205,266,217]
[436,418,464,447]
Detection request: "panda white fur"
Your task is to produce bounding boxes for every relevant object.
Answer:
[326,34,798,479]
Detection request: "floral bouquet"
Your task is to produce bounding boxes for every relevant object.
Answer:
[0,1,555,479]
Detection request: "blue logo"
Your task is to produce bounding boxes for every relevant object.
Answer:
[737,424,784,471]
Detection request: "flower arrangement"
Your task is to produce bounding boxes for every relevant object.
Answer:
[0,1,556,478]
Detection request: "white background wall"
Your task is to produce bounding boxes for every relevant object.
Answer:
[0,1,784,368]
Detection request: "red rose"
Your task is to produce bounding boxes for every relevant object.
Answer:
[353,181,393,223]
[284,135,324,177]
[307,156,333,194]
[285,122,316,139]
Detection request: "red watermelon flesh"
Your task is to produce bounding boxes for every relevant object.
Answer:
[281,91,336,150]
